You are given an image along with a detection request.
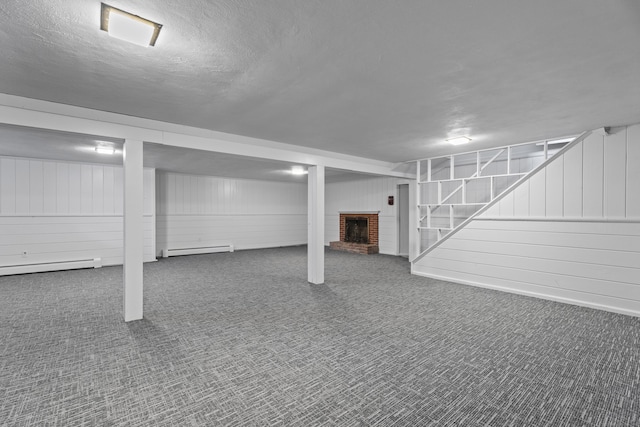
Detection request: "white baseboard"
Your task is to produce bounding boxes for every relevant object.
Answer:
[411,269,640,318]
[162,244,234,258]
[0,258,102,276]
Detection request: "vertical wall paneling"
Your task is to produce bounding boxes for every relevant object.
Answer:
[156,171,308,256]
[113,167,123,214]
[143,169,155,215]
[582,133,604,218]
[15,159,29,213]
[80,164,93,214]
[545,156,563,217]
[626,124,640,218]
[528,169,545,217]
[56,162,69,214]
[92,166,104,214]
[103,166,115,214]
[513,180,529,217]
[563,141,583,217]
[43,161,57,213]
[29,161,44,214]
[498,191,514,217]
[0,155,156,272]
[68,163,82,213]
[604,128,626,218]
[1,158,16,213]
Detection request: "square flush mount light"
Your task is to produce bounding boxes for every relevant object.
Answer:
[446,136,472,146]
[100,3,162,47]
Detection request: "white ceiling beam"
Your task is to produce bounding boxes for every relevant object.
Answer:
[0,94,413,178]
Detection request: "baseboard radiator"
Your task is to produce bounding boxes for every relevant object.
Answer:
[162,244,234,258]
[0,258,102,276]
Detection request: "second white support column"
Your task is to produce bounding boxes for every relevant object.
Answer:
[123,139,144,322]
[307,165,325,284]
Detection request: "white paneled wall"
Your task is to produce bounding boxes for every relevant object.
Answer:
[413,125,640,317]
[326,176,406,255]
[156,172,307,254]
[0,156,155,269]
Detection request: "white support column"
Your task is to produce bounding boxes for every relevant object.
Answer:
[307,165,325,284]
[123,139,144,322]
[408,180,418,263]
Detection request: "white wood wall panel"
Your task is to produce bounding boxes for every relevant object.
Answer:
[604,128,626,218]
[0,156,155,270]
[414,220,640,316]
[528,169,545,217]
[1,158,16,213]
[417,259,640,315]
[626,124,640,218]
[15,159,29,214]
[413,124,640,317]
[43,161,56,213]
[69,164,82,213]
[545,158,563,217]
[498,192,514,217]
[81,164,92,214]
[563,141,583,217]
[513,180,529,217]
[582,133,604,218]
[156,172,307,255]
[103,166,115,214]
[29,161,43,214]
[56,163,69,214]
[325,176,405,255]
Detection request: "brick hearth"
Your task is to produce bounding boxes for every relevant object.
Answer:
[329,212,379,255]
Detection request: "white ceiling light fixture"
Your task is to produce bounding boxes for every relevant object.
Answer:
[290,166,308,175]
[546,137,574,145]
[446,136,472,146]
[100,3,162,47]
[95,145,116,155]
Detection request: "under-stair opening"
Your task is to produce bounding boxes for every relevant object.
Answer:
[415,135,578,258]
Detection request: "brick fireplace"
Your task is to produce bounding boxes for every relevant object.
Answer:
[329,212,379,254]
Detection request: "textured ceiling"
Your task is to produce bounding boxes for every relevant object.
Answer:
[1,0,639,164]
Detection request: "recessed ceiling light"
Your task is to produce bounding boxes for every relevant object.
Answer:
[100,3,162,47]
[291,166,308,175]
[446,136,472,146]
[95,146,115,155]
[536,137,575,146]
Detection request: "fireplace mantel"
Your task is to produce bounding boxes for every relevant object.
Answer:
[338,211,380,214]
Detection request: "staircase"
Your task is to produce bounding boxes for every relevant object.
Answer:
[412,132,590,263]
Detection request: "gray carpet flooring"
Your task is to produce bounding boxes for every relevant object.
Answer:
[1,246,639,426]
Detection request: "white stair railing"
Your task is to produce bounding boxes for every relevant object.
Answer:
[413,133,586,263]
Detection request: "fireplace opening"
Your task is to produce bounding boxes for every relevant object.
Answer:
[344,217,369,244]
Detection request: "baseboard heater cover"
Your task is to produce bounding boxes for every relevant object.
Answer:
[162,244,234,258]
[0,258,102,276]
